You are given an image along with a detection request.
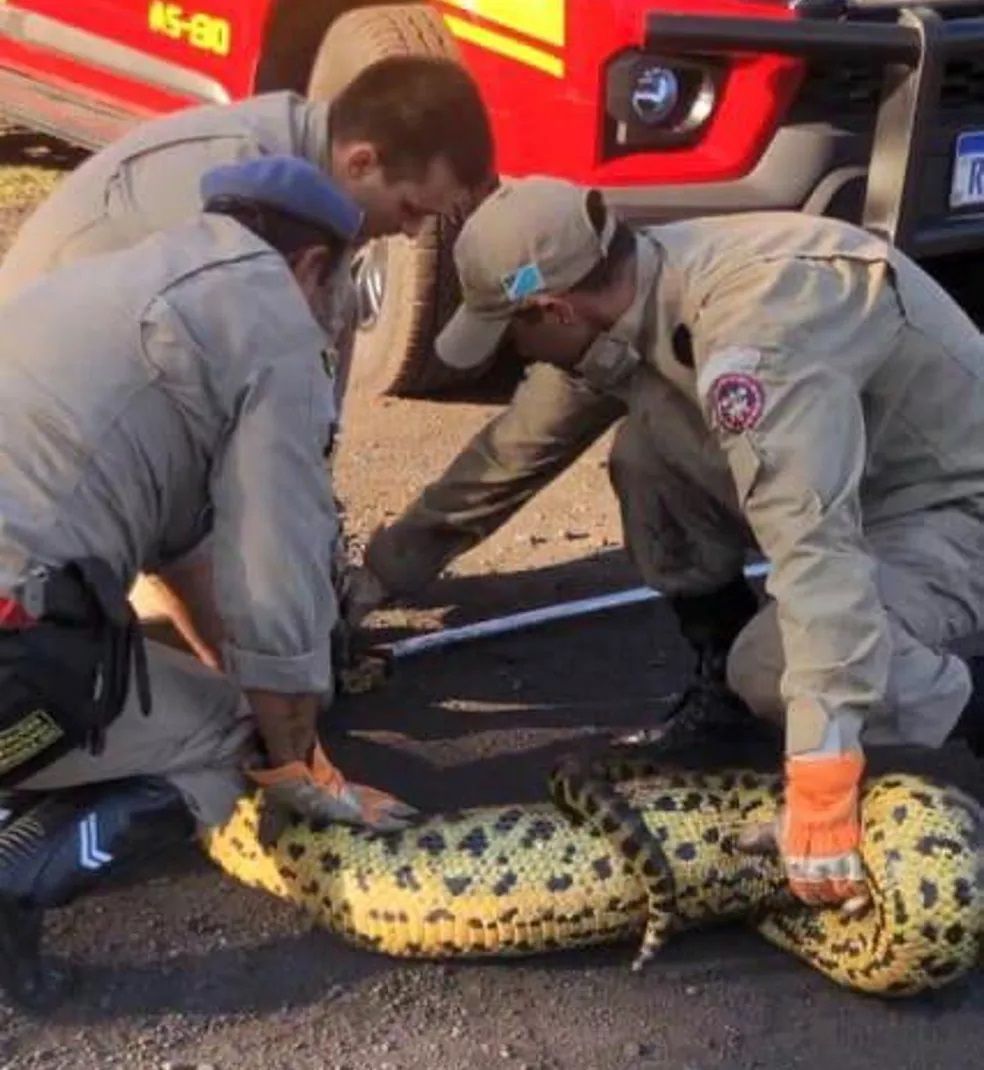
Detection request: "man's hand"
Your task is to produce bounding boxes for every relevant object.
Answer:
[249,741,416,839]
[740,751,871,911]
[337,564,389,629]
[245,690,416,835]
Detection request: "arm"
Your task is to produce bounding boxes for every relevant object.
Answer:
[366,362,626,596]
[696,278,887,907]
[702,351,889,757]
[208,354,338,702]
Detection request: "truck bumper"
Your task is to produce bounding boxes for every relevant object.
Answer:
[620,6,984,259]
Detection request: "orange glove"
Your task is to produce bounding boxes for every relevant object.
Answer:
[740,751,871,911]
[248,742,416,837]
[781,751,869,906]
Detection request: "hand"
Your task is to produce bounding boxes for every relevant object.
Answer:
[739,751,871,912]
[337,565,389,629]
[248,741,416,838]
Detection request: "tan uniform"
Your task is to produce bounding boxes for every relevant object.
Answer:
[370,212,984,754]
[0,92,330,301]
[0,215,339,824]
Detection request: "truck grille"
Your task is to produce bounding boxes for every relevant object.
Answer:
[792,57,984,122]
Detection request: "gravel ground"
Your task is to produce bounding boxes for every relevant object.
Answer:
[0,125,982,1070]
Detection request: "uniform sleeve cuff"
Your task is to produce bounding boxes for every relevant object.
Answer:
[223,641,333,694]
[365,525,451,597]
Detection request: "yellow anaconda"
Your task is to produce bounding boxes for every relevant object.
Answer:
[204,757,984,997]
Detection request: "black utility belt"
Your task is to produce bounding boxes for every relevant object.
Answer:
[0,559,151,788]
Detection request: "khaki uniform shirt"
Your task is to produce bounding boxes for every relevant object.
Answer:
[0,92,330,302]
[0,214,339,695]
[370,212,984,750]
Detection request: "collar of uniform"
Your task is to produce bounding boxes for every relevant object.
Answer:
[641,229,685,369]
[616,232,662,347]
[300,98,333,172]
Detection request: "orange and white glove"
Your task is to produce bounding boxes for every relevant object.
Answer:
[740,751,871,911]
[249,742,416,839]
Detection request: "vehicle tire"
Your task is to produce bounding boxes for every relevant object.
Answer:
[308,4,478,397]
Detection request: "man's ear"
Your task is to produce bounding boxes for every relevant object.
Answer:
[530,294,578,326]
[335,141,380,182]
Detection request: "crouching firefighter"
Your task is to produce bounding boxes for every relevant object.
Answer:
[0,156,413,1011]
[347,178,984,913]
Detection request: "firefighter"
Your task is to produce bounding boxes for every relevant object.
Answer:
[0,54,493,295]
[346,177,984,911]
[0,52,494,677]
[0,156,413,1012]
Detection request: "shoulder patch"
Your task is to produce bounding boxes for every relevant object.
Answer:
[710,373,766,434]
[699,345,766,434]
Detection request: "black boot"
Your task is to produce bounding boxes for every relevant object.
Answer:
[950,656,984,758]
[0,778,193,1012]
[624,576,761,751]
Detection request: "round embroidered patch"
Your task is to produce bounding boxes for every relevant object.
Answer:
[710,373,765,433]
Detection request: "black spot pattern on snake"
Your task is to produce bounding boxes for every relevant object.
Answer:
[681,793,703,812]
[287,842,305,860]
[395,865,421,892]
[621,837,643,860]
[417,831,447,856]
[494,809,524,833]
[944,923,966,946]
[445,875,472,896]
[592,857,614,881]
[499,907,519,923]
[321,850,343,873]
[920,879,939,910]
[521,819,558,848]
[562,844,578,865]
[954,878,973,907]
[425,908,455,924]
[457,827,491,858]
[893,890,910,927]
[892,805,909,825]
[675,843,697,862]
[494,872,518,896]
[652,795,678,812]
[547,874,574,893]
[702,828,720,845]
[917,835,964,857]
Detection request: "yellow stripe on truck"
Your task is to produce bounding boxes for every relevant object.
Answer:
[443,14,564,77]
[440,0,565,48]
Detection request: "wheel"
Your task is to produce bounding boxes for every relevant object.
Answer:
[308,4,478,397]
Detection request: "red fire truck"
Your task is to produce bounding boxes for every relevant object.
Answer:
[1,1,984,395]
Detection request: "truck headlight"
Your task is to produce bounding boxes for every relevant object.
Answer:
[631,66,680,125]
[606,51,722,153]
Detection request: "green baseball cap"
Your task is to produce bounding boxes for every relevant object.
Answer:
[436,177,616,370]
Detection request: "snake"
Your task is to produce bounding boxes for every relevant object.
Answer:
[203,749,984,997]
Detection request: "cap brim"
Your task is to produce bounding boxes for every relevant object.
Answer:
[436,305,510,370]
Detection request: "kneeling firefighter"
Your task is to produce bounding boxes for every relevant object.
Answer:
[0,156,413,1011]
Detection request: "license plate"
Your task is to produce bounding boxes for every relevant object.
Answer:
[950,131,984,209]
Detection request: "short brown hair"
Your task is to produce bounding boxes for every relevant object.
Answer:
[330,55,494,188]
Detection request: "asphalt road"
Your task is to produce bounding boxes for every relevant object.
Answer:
[0,126,981,1070]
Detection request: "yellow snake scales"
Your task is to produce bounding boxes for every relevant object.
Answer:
[204,748,984,997]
